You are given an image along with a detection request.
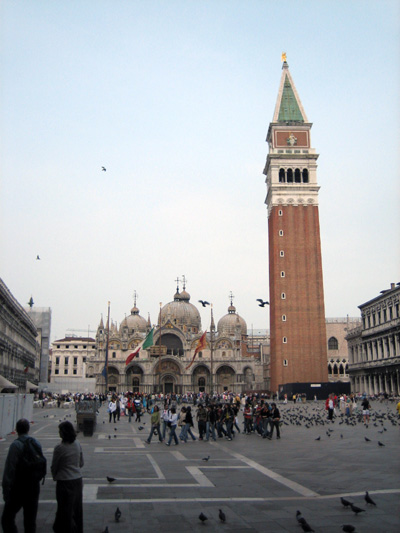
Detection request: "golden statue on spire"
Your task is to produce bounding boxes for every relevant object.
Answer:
[281,52,287,63]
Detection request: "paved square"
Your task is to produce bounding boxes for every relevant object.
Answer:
[1,401,399,532]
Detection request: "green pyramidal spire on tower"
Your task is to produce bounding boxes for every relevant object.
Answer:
[278,74,305,122]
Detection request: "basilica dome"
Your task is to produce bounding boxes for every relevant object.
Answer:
[161,289,202,332]
[120,306,147,334]
[217,304,247,337]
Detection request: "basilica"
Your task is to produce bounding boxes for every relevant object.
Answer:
[88,284,267,394]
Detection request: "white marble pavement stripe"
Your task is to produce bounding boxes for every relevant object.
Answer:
[230,451,319,497]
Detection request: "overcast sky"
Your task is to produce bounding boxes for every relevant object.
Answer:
[1,0,399,342]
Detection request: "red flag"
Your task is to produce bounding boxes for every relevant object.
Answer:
[186,331,207,370]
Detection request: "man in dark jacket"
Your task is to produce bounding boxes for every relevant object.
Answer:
[2,418,44,532]
[268,403,281,439]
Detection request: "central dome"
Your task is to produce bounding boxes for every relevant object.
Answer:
[161,289,201,331]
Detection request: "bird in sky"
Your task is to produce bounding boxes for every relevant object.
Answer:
[256,299,269,307]
[219,509,226,522]
[349,503,365,515]
[36,255,41,260]
[102,166,106,171]
[198,300,210,307]
[115,507,121,522]
[27,297,34,308]
[107,476,116,483]
[364,491,376,506]
[199,512,208,523]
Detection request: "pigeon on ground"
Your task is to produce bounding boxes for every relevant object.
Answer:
[202,456,210,462]
[199,512,208,523]
[198,300,210,307]
[138,426,144,430]
[365,491,376,506]
[349,503,365,515]
[115,507,121,522]
[378,441,385,447]
[315,436,321,441]
[219,509,226,522]
[108,435,111,439]
[300,522,315,532]
[296,511,307,525]
[340,497,352,507]
[342,526,356,533]
[102,527,109,533]
[364,437,371,442]
[107,476,116,483]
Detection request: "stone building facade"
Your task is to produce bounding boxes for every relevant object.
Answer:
[91,286,266,394]
[0,278,39,391]
[50,337,96,381]
[347,283,400,395]
[326,317,361,383]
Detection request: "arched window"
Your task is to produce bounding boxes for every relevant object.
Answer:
[328,364,332,375]
[339,364,344,375]
[302,169,309,183]
[328,337,339,350]
[333,364,338,375]
[279,168,285,183]
[287,168,293,183]
[295,168,301,182]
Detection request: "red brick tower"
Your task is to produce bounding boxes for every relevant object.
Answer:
[263,59,328,394]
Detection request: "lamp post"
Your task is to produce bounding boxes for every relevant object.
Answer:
[158,302,162,394]
[104,301,110,393]
[210,304,215,397]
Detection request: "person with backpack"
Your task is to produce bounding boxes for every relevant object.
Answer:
[51,421,84,533]
[2,418,46,533]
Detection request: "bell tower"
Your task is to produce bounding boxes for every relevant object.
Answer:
[263,58,328,393]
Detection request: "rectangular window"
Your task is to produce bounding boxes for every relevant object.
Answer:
[283,359,288,366]
[281,292,286,299]
[282,315,287,322]
[55,369,59,375]
[279,230,284,236]
[64,369,68,375]
[65,345,69,349]
[283,337,287,344]
[83,357,86,363]
[83,345,86,349]
[64,357,69,365]
[278,210,283,216]
[73,369,77,375]
[280,250,284,257]
[281,271,285,278]
[55,357,60,365]
[73,357,78,365]
[74,345,78,349]
[112,352,116,358]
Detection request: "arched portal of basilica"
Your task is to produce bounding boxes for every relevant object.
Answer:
[154,359,182,395]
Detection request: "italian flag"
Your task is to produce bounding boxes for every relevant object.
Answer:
[125,328,154,365]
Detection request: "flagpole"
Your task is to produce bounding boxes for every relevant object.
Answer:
[105,301,110,393]
[210,305,214,396]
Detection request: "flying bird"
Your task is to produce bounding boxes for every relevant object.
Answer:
[199,512,208,523]
[198,300,210,307]
[115,507,121,522]
[349,503,365,515]
[342,526,356,533]
[102,166,106,171]
[219,509,226,522]
[256,299,269,307]
[340,497,352,508]
[365,491,376,506]
[36,255,41,260]
[27,297,34,308]
[107,476,116,483]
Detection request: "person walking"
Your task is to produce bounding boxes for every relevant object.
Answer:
[182,406,196,442]
[108,398,117,423]
[51,421,84,533]
[196,404,207,440]
[166,407,179,446]
[205,405,217,442]
[2,418,45,533]
[146,405,163,444]
[268,403,281,439]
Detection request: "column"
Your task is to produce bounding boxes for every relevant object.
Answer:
[384,374,388,394]
[390,373,394,394]
[378,374,382,393]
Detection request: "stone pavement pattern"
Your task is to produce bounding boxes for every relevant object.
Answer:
[0,401,399,532]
